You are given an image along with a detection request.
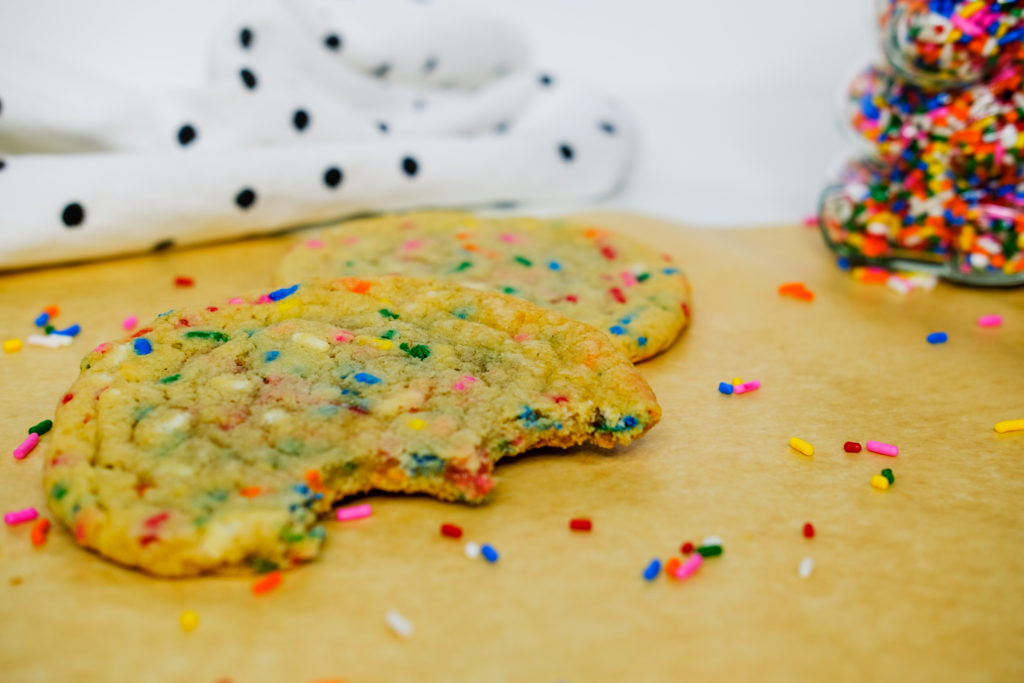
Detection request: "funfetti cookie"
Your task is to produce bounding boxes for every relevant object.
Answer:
[274,212,691,362]
[44,277,660,576]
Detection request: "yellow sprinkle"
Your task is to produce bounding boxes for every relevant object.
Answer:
[995,419,1024,434]
[870,475,890,491]
[276,301,297,313]
[291,332,329,351]
[789,437,814,457]
[3,338,22,353]
[179,610,199,632]
[409,418,426,430]
[372,339,392,350]
[731,377,743,386]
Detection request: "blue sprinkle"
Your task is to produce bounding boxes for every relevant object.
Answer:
[637,337,647,347]
[643,559,661,581]
[609,325,626,335]
[718,382,734,395]
[481,544,499,563]
[548,261,562,271]
[157,310,173,318]
[293,483,311,496]
[663,267,679,275]
[837,256,851,270]
[133,338,153,355]
[519,406,540,424]
[619,317,632,325]
[354,372,381,384]
[54,324,81,337]
[265,350,280,362]
[268,284,299,301]
[926,332,948,345]
[621,416,638,429]
[34,312,49,327]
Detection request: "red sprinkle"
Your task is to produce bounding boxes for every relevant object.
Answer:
[844,441,862,453]
[440,523,463,538]
[600,245,617,260]
[144,511,170,529]
[174,276,195,287]
[206,306,219,312]
[803,522,815,539]
[31,518,51,547]
[130,327,153,339]
[680,541,694,555]
[609,287,627,304]
[552,396,568,404]
[569,518,592,532]
[565,295,578,304]
[62,393,74,405]
[251,570,282,596]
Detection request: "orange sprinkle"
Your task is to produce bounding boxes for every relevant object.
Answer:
[665,557,681,576]
[778,282,814,302]
[345,280,371,294]
[583,227,606,240]
[31,518,51,547]
[43,305,60,318]
[251,570,282,596]
[305,470,326,493]
[240,486,262,498]
[463,243,481,252]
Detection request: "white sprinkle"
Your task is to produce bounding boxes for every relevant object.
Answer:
[798,556,815,579]
[261,409,288,425]
[156,412,191,433]
[28,334,72,348]
[886,275,912,295]
[701,536,722,547]
[291,332,329,351]
[385,609,414,638]
[464,541,480,559]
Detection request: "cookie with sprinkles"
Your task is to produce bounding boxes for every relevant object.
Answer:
[43,277,660,576]
[274,211,691,361]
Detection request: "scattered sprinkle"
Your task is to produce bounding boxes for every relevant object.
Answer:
[798,557,814,579]
[159,374,180,384]
[994,419,1024,434]
[28,419,52,436]
[665,557,681,576]
[977,315,1003,328]
[12,433,39,460]
[481,544,499,563]
[569,518,592,532]
[514,255,533,267]
[701,536,722,546]
[43,305,60,318]
[34,311,50,327]
[609,287,627,304]
[881,468,895,485]
[354,372,381,385]
[866,440,898,457]
[680,542,694,555]
[239,486,262,498]
[789,437,814,457]
[844,441,862,453]
[399,343,430,360]
[718,382,734,395]
[174,276,195,287]
[440,523,463,539]
[292,332,329,351]
[305,239,324,249]
[336,503,372,522]
[122,315,138,330]
[409,418,426,430]
[3,338,22,353]
[778,282,814,301]
[268,284,299,301]
[251,571,282,596]
[673,552,703,580]
[133,338,153,355]
[548,261,562,270]
[643,559,661,581]
[803,522,815,539]
[926,331,948,344]
[180,610,199,632]
[378,308,400,320]
[733,380,761,395]
[4,507,38,525]
[464,542,480,559]
[184,330,229,342]
[28,334,71,348]
[30,518,50,547]
[696,544,723,558]
[609,325,626,335]
[264,351,279,362]
[385,609,414,638]
[53,324,81,337]
[871,475,890,491]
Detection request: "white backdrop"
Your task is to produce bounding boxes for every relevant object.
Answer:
[0,0,874,227]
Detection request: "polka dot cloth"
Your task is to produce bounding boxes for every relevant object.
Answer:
[0,0,634,269]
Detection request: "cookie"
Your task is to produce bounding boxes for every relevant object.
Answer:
[44,277,660,576]
[274,212,691,361]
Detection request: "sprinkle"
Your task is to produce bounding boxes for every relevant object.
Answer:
[3,338,22,353]
[701,535,722,547]
[870,475,890,491]
[643,559,661,581]
[609,287,627,304]
[28,334,71,348]
[159,374,180,384]
[28,419,52,436]
[62,393,74,404]
[409,418,426,430]
[881,468,895,485]
[789,437,814,457]
[43,304,59,317]
[251,570,282,595]
[464,542,480,559]
[664,557,681,576]
[378,308,400,320]
[174,276,195,287]
[34,312,50,327]
[453,374,477,391]
[354,372,381,385]
[385,610,414,638]
[569,518,592,532]
[268,284,299,301]
[440,523,463,538]
[732,380,761,395]
[336,503,372,521]
[926,332,948,344]
[995,419,1024,434]
[600,245,617,260]
[305,239,324,249]
[798,557,814,579]
[179,610,199,632]
[4,507,38,525]
[334,331,353,343]
[227,297,245,305]
[399,343,430,360]
[718,382,734,395]
[866,440,898,457]
[264,351,279,362]
[696,544,722,558]
[498,232,518,244]
[732,377,743,385]
[30,518,50,547]
[680,542,694,555]
[12,433,39,460]
[53,324,81,337]
[514,255,533,267]
[292,332,329,351]
[609,325,626,335]
[802,215,818,227]
[122,316,137,330]
[673,553,703,580]
[240,486,262,498]
[844,441,862,453]
[481,544,499,563]
[133,338,153,355]
[977,315,1003,328]
[184,330,229,342]
[548,261,562,270]
[637,337,647,346]
[778,282,814,301]
[803,522,815,539]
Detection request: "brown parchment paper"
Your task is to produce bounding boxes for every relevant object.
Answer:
[0,213,1022,683]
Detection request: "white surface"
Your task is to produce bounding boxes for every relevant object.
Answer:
[0,0,875,227]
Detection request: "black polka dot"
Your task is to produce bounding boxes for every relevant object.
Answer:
[401,157,419,177]
[293,109,310,132]
[538,73,553,87]
[599,121,616,135]
[239,27,253,49]
[235,188,256,209]
[177,124,197,146]
[558,144,574,161]
[495,121,509,134]
[378,121,390,134]
[240,68,258,90]
[61,202,85,227]
[152,238,175,252]
[372,63,391,79]
[324,34,342,51]
[423,56,438,73]
[323,167,343,188]
[0,159,5,172]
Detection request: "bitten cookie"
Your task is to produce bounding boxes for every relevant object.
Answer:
[44,277,660,576]
[274,212,691,361]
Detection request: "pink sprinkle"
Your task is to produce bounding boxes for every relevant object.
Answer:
[802,215,819,227]
[866,440,898,457]
[513,333,531,343]
[342,236,360,246]
[122,315,138,331]
[92,342,110,354]
[977,315,1003,328]
[732,380,761,395]
[258,294,272,304]
[13,433,39,460]
[305,239,324,249]
[227,297,245,305]
[498,233,518,244]
[402,239,425,251]
[673,553,703,580]
[620,271,638,287]
[4,507,38,525]
[951,14,983,36]
[334,330,354,343]
[981,204,1018,222]
[453,374,477,391]
[336,504,372,522]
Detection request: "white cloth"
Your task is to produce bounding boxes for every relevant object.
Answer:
[0,0,634,269]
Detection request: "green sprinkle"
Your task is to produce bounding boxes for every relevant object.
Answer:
[696,544,723,558]
[248,557,279,574]
[455,261,473,272]
[184,330,229,342]
[44,324,55,334]
[378,308,400,320]
[400,342,431,360]
[637,273,650,282]
[159,374,180,384]
[514,256,533,267]
[881,468,895,485]
[51,482,68,500]
[502,286,517,294]
[381,330,397,340]
[280,528,306,543]
[28,419,53,436]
